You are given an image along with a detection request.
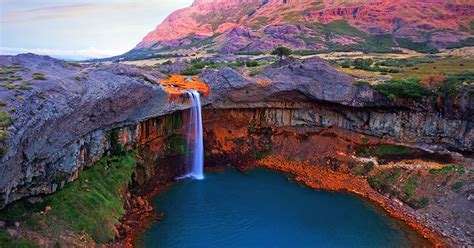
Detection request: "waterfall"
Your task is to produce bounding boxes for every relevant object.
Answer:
[185,90,205,180]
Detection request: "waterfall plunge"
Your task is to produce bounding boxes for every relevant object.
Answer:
[185,90,204,180]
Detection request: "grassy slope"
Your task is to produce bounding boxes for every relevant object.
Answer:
[0,153,138,245]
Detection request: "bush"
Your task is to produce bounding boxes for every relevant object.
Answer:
[403,174,419,198]
[355,79,370,86]
[372,78,429,99]
[32,73,47,80]
[406,197,429,209]
[429,165,464,175]
[0,110,11,127]
[374,144,414,156]
[245,60,259,67]
[66,62,82,67]
[367,168,401,190]
[249,69,261,77]
[192,62,206,70]
[340,60,351,68]
[451,181,464,191]
[437,72,474,95]
[179,68,201,76]
[396,38,439,54]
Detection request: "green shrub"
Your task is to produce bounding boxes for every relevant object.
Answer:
[406,197,429,209]
[355,80,370,86]
[372,78,429,99]
[179,68,201,76]
[0,110,12,127]
[437,72,474,95]
[354,161,375,176]
[0,229,39,248]
[374,144,414,156]
[66,62,82,67]
[192,62,206,70]
[340,60,351,68]
[245,60,259,67]
[249,69,261,77]
[451,181,464,191]
[429,165,464,175]
[367,167,401,190]
[32,73,47,80]
[396,38,439,54]
[166,135,186,154]
[403,174,419,198]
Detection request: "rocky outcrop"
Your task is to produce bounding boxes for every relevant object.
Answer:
[0,54,191,209]
[199,58,473,152]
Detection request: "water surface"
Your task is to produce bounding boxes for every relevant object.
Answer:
[138,168,428,247]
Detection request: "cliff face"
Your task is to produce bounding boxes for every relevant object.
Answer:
[0,54,472,210]
[134,0,474,54]
[199,60,473,151]
[0,54,192,209]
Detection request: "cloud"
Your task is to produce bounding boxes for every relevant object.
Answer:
[0,46,128,60]
[1,3,129,23]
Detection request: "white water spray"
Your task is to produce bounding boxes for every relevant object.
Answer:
[185,90,204,180]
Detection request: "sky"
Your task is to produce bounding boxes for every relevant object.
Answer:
[0,0,194,60]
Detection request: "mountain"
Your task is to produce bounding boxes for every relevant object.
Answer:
[125,0,474,59]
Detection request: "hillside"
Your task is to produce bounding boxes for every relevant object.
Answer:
[120,0,474,60]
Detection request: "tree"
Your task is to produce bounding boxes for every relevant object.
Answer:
[271,46,292,65]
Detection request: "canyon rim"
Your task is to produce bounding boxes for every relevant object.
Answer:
[0,0,473,247]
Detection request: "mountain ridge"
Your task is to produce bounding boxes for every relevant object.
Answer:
[129,0,474,57]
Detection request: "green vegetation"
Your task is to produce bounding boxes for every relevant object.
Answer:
[372,78,429,99]
[271,47,293,64]
[245,60,259,67]
[437,71,474,96]
[406,197,429,209]
[179,67,201,76]
[0,153,138,244]
[374,144,414,156]
[354,79,370,86]
[354,161,375,176]
[429,165,464,175]
[368,168,429,209]
[302,20,401,54]
[66,62,82,67]
[451,181,464,191]
[0,83,33,91]
[0,229,39,248]
[249,69,261,77]
[396,38,439,53]
[356,144,415,158]
[32,73,47,80]
[340,58,401,73]
[446,37,474,49]
[0,110,12,127]
[368,167,402,190]
[403,174,419,198]
[166,134,186,154]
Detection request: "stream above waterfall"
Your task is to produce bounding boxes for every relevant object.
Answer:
[136,168,429,247]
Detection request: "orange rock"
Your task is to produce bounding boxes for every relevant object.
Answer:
[160,74,211,101]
